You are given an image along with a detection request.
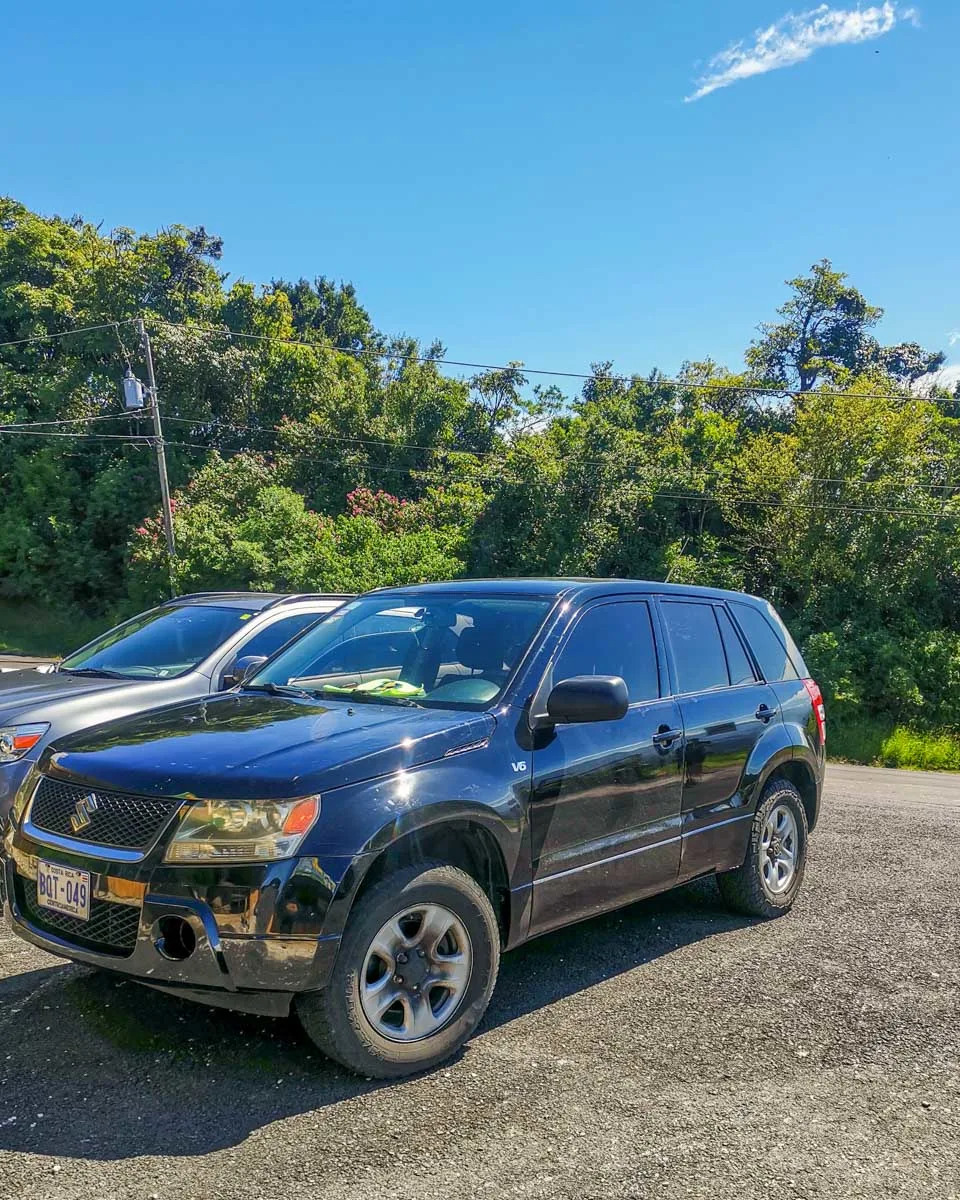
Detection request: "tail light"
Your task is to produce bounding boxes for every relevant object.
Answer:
[802,678,826,744]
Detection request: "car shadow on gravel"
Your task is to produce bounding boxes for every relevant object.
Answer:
[0,878,751,1162]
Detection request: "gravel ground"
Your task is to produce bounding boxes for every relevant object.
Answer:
[0,763,957,1200]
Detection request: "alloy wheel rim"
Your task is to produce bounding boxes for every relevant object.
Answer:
[359,903,473,1042]
[760,803,798,896]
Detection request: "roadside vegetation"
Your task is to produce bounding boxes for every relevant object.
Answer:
[828,713,960,772]
[0,599,101,657]
[1,197,959,767]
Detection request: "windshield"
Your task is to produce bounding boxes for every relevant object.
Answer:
[248,592,552,710]
[60,605,255,680]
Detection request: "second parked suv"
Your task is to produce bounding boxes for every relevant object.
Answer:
[3,579,824,1077]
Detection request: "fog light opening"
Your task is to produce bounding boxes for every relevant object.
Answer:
[155,915,197,962]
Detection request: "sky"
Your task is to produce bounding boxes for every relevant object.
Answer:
[2,0,958,391]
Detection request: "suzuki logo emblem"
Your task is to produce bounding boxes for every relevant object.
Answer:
[70,792,99,833]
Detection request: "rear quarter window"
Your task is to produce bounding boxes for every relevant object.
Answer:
[715,606,756,686]
[730,602,803,682]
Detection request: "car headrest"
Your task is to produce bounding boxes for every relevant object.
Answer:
[456,627,506,673]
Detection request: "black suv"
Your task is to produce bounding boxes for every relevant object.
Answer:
[3,580,825,1077]
[0,591,350,816]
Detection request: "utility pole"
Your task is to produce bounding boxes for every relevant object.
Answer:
[138,319,177,597]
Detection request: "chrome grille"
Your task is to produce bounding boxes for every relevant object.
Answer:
[16,877,141,956]
[29,777,182,851]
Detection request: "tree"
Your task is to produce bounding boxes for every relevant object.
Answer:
[746,259,944,392]
[271,276,381,359]
[722,379,960,725]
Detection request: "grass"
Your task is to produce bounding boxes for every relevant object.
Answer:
[0,598,104,658]
[828,712,960,772]
[876,727,960,772]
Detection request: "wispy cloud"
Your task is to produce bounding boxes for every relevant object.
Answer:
[914,363,960,397]
[686,3,919,102]
[949,330,960,346]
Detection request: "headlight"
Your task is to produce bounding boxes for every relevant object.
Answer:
[163,795,321,863]
[0,724,49,764]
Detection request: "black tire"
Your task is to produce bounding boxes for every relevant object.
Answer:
[717,778,809,918]
[296,861,500,1078]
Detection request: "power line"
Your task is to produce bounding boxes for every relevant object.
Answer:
[2,423,951,519]
[9,411,951,498]
[2,313,956,409]
[0,428,153,442]
[148,317,960,409]
[0,413,136,431]
[158,438,960,522]
[3,385,956,492]
[161,439,523,486]
[0,319,139,351]
[159,414,960,493]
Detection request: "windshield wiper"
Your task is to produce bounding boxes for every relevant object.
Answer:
[241,681,313,699]
[59,667,130,680]
[318,688,422,708]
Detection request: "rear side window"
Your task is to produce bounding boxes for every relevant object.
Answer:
[730,603,800,681]
[660,601,729,694]
[553,601,660,703]
[716,607,756,686]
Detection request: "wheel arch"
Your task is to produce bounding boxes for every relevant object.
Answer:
[744,720,820,831]
[763,757,819,833]
[326,805,518,948]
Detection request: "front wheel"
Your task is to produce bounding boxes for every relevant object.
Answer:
[296,862,500,1078]
[717,778,809,918]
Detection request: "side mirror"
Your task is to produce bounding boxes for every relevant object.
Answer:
[223,655,269,689]
[545,675,629,725]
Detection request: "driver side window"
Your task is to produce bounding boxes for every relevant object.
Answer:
[553,601,660,704]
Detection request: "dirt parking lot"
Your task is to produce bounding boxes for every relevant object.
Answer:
[0,764,957,1200]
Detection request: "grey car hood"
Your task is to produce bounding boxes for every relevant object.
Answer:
[0,670,138,724]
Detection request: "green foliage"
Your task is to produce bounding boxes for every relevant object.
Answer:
[723,377,960,729]
[879,727,960,772]
[2,202,959,766]
[0,599,103,657]
[828,712,960,772]
[126,455,465,604]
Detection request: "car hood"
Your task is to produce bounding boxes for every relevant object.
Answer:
[40,692,496,801]
[0,669,135,721]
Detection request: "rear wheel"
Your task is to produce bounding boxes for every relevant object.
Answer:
[297,861,500,1078]
[717,778,809,918]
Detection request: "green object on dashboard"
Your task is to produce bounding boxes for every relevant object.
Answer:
[321,678,426,698]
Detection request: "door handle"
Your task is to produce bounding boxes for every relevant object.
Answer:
[755,703,776,723]
[652,725,683,747]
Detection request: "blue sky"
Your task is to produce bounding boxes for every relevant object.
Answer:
[2,1,958,388]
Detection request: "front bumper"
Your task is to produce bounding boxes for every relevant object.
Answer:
[2,823,359,1017]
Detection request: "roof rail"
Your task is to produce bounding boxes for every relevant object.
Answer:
[266,592,356,609]
[170,590,354,608]
[172,591,284,603]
